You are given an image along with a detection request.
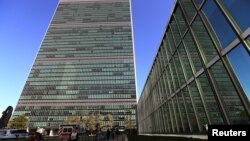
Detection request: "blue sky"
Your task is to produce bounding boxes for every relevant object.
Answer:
[0,0,175,113]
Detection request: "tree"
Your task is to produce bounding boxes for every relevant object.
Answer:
[63,116,81,124]
[105,113,113,129]
[96,113,103,131]
[7,115,28,129]
[124,116,133,134]
[88,114,96,134]
[82,114,96,135]
[124,116,131,129]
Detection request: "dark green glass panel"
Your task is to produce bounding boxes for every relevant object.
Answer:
[177,92,190,132]
[170,19,182,46]
[167,29,177,54]
[192,16,218,62]
[174,6,187,36]
[210,61,249,124]
[182,87,199,132]
[179,0,197,23]
[174,53,186,85]
[178,44,193,79]
[189,82,208,131]
[197,73,224,124]
[183,32,203,72]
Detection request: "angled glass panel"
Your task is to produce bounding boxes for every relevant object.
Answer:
[163,35,172,60]
[166,29,176,54]
[178,44,193,80]
[162,40,170,62]
[160,106,167,133]
[182,87,199,132]
[159,77,166,99]
[174,6,187,36]
[170,59,179,90]
[202,0,237,48]
[194,0,204,7]
[177,92,190,132]
[173,96,182,132]
[169,100,177,133]
[174,52,186,85]
[189,81,208,131]
[163,71,171,97]
[221,0,250,31]
[164,102,172,132]
[227,44,250,100]
[159,45,167,69]
[170,19,182,46]
[183,32,203,72]
[197,73,224,124]
[210,61,249,124]
[192,16,218,62]
[179,0,197,23]
[166,64,175,94]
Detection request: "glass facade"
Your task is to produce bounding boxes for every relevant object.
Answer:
[13,0,137,129]
[138,0,250,134]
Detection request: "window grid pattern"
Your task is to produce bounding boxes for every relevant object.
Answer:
[13,0,137,129]
[138,0,250,134]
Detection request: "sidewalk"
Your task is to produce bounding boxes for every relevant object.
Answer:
[89,134,127,141]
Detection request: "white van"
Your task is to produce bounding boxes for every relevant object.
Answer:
[0,129,29,139]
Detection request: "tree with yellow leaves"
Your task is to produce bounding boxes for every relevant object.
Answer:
[124,116,133,134]
[105,113,113,129]
[8,115,28,129]
[96,113,103,131]
[63,116,81,125]
[82,114,96,135]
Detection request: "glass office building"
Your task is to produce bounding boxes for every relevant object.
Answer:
[13,0,137,129]
[138,0,250,134]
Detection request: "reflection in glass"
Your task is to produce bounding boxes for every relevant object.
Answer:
[192,16,218,62]
[210,61,249,124]
[227,44,250,100]
[202,0,237,48]
[221,0,250,31]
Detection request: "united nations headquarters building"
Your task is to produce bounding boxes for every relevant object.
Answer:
[13,0,137,129]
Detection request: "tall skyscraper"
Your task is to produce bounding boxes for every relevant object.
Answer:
[13,0,137,129]
[138,0,250,135]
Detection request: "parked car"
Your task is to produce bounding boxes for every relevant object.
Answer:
[0,129,29,139]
